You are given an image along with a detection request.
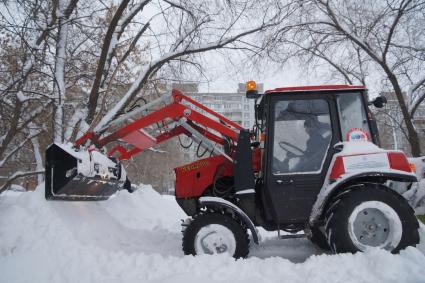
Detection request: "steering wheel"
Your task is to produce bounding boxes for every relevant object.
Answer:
[278,141,304,157]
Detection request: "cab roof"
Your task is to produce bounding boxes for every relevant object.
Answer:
[265,85,366,94]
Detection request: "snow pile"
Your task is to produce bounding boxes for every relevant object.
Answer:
[1,185,425,283]
[405,180,425,215]
[405,157,425,214]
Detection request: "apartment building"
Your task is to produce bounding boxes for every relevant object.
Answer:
[375,91,425,154]
[172,83,262,129]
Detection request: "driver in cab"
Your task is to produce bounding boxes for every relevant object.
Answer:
[273,115,330,174]
[301,116,330,171]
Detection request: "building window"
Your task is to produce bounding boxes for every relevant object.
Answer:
[244,121,250,127]
[244,104,249,110]
[244,113,249,118]
[224,104,231,109]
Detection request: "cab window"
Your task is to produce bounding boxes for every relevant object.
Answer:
[336,93,371,141]
[272,99,332,175]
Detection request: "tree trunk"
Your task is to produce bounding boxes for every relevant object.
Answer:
[86,0,131,125]
[30,131,44,185]
[385,70,421,156]
[52,10,69,143]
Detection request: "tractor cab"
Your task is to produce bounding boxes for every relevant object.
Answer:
[251,85,378,226]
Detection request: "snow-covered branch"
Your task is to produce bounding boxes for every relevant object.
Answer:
[86,0,151,124]
[0,170,45,194]
[316,0,383,63]
[101,0,151,86]
[94,19,278,132]
[30,124,44,185]
[53,0,73,143]
[0,129,43,168]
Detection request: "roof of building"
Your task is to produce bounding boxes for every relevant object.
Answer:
[265,85,366,94]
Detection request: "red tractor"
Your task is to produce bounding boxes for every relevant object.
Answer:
[46,82,420,258]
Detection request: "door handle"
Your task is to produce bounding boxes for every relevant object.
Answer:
[276,179,293,185]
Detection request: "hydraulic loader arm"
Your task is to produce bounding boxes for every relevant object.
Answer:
[75,89,243,161]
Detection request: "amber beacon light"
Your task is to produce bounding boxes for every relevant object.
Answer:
[246,80,259,99]
[246,80,257,91]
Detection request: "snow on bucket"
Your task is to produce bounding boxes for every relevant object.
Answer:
[45,143,129,201]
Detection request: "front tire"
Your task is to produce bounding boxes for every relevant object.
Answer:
[325,184,419,253]
[182,213,249,258]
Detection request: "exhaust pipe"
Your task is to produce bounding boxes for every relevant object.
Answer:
[45,143,129,201]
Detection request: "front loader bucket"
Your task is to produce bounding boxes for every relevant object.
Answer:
[45,143,127,201]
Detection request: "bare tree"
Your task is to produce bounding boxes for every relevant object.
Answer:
[0,0,57,188]
[52,0,80,142]
[270,0,425,156]
[84,0,292,132]
[0,0,293,192]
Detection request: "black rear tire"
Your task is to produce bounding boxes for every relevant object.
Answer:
[182,212,249,258]
[325,184,419,254]
[309,226,331,251]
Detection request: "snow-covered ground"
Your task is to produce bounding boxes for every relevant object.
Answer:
[1,185,424,283]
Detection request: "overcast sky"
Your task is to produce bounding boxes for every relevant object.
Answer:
[196,51,382,99]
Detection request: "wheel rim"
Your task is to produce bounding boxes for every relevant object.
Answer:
[348,201,402,251]
[194,224,236,255]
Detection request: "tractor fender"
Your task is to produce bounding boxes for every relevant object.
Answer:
[199,196,259,244]
[309,170,417,225]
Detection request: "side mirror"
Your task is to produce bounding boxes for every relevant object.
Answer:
[333,142,344,152]
[372,96,387,108]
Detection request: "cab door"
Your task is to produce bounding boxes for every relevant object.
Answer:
[263,93,340,224]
